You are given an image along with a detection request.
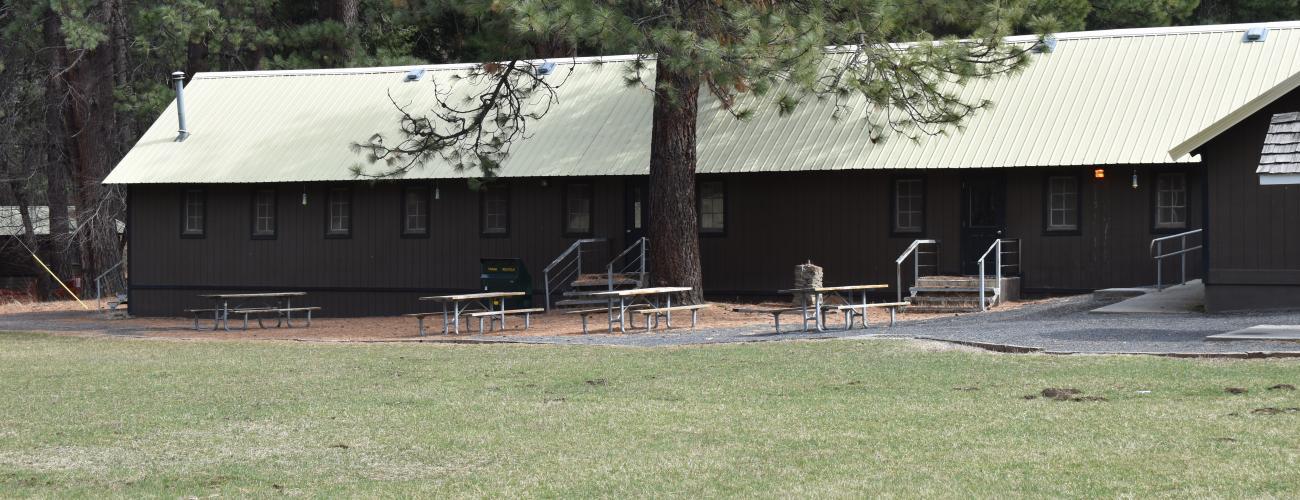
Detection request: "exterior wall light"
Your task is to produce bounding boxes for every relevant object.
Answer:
[1132,170,1139,189]
[1094,168,1105,179]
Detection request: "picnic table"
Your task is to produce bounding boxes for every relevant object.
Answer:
[581,286,697,333]
[419,291,526,334]
[191,292,315,331]
[778,284,889,331]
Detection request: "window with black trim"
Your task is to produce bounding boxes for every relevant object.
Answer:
[403,186,429,236]
[893,178,923,234]
[251,188,276,238]
[326,187,351,237]
[564,182,593,235]
[181,188,205,237]
[1046,176,1079,232]
[481,187,510,235]
[1155,173,1187,230]
[699,181,725,233]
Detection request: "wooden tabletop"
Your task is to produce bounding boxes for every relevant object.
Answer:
[778,284,889,293]
[199,292,306,299]
[584,286,693,297]
[419,291,527,301]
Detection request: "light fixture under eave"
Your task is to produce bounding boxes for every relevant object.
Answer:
[1132,170,1139,189]
[1094,168,1105,179]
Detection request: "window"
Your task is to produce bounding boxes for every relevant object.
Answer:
[564,182,593,235]
[402,186,429,236]
[326,187,351,237]
[481,187,510,235]
[251,188,276,238]
[893,179,924,234]
[698,181,725,233]
[181,188,205,237]
[1046,176,1079,232]
[1155,173,1187,230]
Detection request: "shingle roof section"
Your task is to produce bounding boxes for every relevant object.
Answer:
[104,21,1300,184]
[1259,111,1300,174]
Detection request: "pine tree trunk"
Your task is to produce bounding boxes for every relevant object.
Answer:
[647,65,703,304]
[41,9,75,299]
[58,0,126,287]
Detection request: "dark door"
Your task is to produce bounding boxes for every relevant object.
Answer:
[624,178,650,250]
[961,173,1006,275]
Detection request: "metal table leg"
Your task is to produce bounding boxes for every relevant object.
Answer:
[441,302,449,335]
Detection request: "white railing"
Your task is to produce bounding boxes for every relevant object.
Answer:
[895,239,938,303]
[606,237,647,291]
[542,238,606,310]
[976,239,1023,312]
[1150,229,1202,290]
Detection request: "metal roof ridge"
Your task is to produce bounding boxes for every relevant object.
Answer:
[192,54,648,80]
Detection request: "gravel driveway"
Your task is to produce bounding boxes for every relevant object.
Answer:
[468,295,1300,354]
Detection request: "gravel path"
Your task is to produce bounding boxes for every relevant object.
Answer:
[466,295,1300,353]
[4,296,1300,354]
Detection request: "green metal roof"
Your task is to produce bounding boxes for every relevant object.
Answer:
[104,21,1300,184]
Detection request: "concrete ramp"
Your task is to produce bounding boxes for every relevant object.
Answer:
[1091,280,1203,314]
[1207,325,1300,342]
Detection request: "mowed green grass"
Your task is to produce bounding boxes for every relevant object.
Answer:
[1,333,1298,497]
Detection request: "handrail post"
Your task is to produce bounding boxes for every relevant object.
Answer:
[1179,234,1187,286]
[978,256,986,312]
[544,274,551,310]
[896,265,903,303]
[1156,240,1163,290]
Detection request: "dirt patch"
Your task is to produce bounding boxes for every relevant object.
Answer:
[0,299,87,315]
[1225,387,1249,394]
[1041,388,1082,400]
[1268,384,1296,391]
[0,299,980,342]
[1251,407,1300,415]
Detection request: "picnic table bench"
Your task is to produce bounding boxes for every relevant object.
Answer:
[564,304,651,334]
[413,291,528,335]
[468,307,544,332]
[637,303,709,331]
[578,286,695,333]
[771,284,893,332]
[189,292,316,331]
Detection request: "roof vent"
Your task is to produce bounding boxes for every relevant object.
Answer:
[536,62,557,76]
[172,71,189,142]
[403,68,425,82]
[1243,27,1269,43]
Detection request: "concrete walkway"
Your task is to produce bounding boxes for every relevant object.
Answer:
[1091,280,1203,314]
[1208,325,1300,342]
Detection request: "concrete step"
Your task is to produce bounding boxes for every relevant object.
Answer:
[916,275,986,288]
[909,286,998,294]
[572,273,642,288]
[554,298,611,308]
[105,310,130,320]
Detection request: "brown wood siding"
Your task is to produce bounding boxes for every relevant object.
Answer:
[1200,85,1300,312]
[129,167,1197,316]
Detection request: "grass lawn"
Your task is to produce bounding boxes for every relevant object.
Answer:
[1,333,1298,497]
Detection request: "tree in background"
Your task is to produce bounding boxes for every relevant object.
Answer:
[358,0,1049,302]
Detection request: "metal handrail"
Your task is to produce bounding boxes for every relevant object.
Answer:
[977,239,1004,312]
[94,258,127,312]
[606,237,647,290]
[543,238,607,310]
[1149,229,1202,290]
[895,239,938,302]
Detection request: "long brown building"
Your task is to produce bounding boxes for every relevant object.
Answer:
[106,22,1300,316]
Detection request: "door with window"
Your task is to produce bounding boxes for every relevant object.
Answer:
[961,173,1007,275]
[623,179,649,251]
